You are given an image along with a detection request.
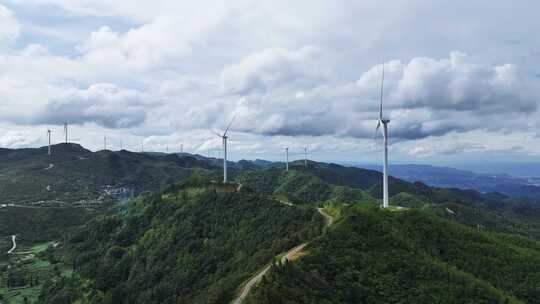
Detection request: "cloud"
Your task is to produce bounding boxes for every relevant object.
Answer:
[0,131,40,148]
[221,46,323,94]
[35,83,152,128]
[0,4,19,42]
[402,142,485,157]
[223,51,539,140]
[1,1,540,160]
[369,52,535,115]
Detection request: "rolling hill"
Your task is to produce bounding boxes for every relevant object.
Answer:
[2,145,540,303]
[247,206,540,304]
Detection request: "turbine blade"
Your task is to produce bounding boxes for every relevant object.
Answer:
[373,120,382,141]
[223,114,237,136]
[379,63,385,120]
[210,130,222,138]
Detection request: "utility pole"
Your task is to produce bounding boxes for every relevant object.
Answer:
[304,146,307,166]
[181,144,184,153]
[104,136,107,150]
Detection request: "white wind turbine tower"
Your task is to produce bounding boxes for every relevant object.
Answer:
[285,147,289,171]
[304,146,308,167]
[63,123,68,144]
[375,63,390,209]
[212,115,236,183]
[47,129,52,156]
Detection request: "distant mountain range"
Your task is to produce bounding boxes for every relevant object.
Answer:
[355,164,540,199]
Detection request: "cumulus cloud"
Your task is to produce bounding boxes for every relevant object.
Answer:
[78,13,224,71]
[0,131,40,148]
[1,1,540,160]
[35,83,152,128]
[223,51,539,140]
[0,5,19,42]
[221,46,323,94]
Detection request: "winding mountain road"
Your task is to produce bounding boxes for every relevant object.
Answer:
[231,208,334,304]
[7,235,16,254]
[317,207,334,226]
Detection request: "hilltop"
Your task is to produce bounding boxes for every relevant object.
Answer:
[38,176,324,304]
[0,143,216,205]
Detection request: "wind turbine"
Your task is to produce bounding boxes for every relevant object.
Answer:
[285,147,289,171]
[212,115,236,183]
[375,63,390,209]
[63,123,68,144]
[47,129,52,156]
[304,146,308,167]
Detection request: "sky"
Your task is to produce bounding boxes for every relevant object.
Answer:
[0,0,539,164]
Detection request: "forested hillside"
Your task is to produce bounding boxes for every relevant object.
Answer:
[0,143,213,204]
[247,206,540,304]
[3,148,540,304]
[38,176,324,304]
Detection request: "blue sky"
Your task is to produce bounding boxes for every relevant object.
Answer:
[0,0,539,164]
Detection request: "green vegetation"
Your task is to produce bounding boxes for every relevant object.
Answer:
[233,167,373,205]
[247,206,540,304]
[39,177,324,303]
[2,147,540,304]
[0,206,98,243]
[0,143,207,204]
[0,242,67,304]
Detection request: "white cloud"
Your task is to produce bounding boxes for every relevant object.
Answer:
[0,1,540,161]
[35,83,153,128]
[0,130,40,148]
[221,46,323,94]
[0,4,19,42]
[221,51,538,140]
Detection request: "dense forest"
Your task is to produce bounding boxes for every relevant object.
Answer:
[38,175,324,303]
[247,206,540,304]
[0,206,98,243]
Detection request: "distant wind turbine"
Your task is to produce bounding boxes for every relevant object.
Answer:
[63,123,68,144]
[212,115,236,183]
[47,129,52,156]
[285,147,289,171]
[304,146,308,167]
[375,63,390,209]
